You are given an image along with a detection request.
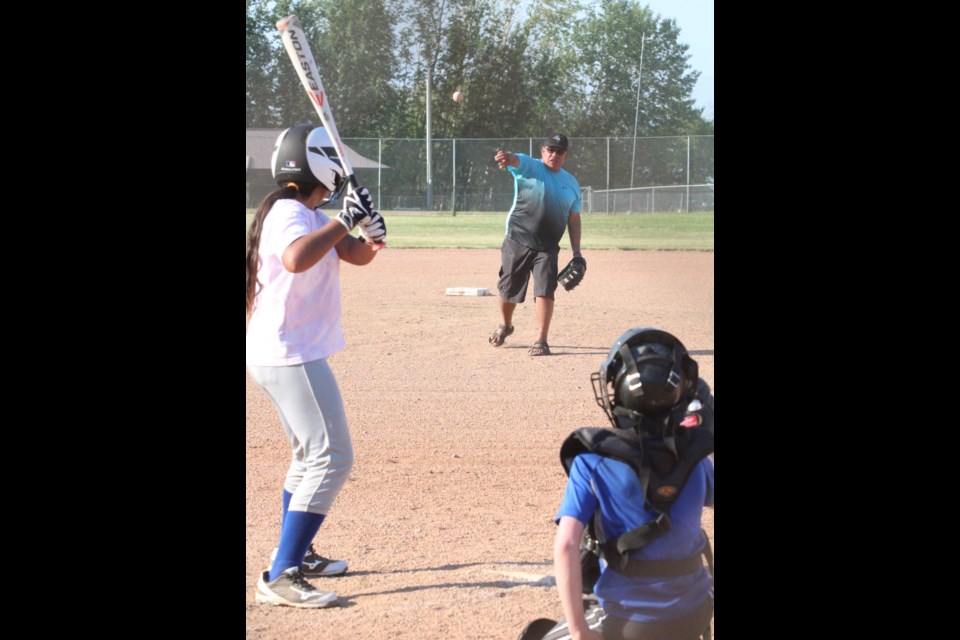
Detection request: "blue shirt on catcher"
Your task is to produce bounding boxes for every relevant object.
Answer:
[555,453,714,623]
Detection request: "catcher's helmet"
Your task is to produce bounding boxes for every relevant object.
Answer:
[591,327,699,431]
[271,124,345,201]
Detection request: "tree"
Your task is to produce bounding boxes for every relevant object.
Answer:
[245,0,401,132]
[247,0,713,137]
[522,0,592,132]
[430,1,554,138]
[246,0,281,127]
[561,0,703,137]
[303,0,401,136]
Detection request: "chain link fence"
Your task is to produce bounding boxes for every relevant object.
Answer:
[247,135,713,213]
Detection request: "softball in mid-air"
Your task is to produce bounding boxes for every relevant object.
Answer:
[452,90,464,103]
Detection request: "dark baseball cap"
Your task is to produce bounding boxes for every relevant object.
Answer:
[543,133,569,151]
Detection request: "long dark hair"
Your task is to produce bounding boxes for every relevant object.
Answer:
[245,183,303,316]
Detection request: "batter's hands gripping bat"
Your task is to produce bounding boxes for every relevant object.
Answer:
[276,15,384,250]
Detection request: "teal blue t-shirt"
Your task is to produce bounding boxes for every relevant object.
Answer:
[505,153,581,252]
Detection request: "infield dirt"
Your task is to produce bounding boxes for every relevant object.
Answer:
[246,248,714,639]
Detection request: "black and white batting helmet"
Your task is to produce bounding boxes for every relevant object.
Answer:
[591,327,699,431]
[271,123,345,199]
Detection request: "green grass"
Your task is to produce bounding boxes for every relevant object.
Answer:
[245,210,713,251]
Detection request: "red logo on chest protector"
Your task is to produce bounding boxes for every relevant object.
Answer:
[657,486,678,498]
[680,414,701,428]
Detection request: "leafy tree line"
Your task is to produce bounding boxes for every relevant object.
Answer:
[247,0,714,139]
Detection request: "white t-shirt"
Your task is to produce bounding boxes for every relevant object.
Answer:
[246,198,345,366]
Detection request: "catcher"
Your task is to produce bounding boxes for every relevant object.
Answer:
[489,134,584,356]
[520,327,714,640]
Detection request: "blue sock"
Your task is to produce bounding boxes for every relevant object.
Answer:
[281,490,293,535]
[269,511,325,582]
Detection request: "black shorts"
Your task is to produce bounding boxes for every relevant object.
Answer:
[496,236,559,303]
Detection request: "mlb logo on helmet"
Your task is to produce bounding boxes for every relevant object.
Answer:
[285,160,297,168]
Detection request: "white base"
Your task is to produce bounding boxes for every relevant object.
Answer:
[445,287,492,296]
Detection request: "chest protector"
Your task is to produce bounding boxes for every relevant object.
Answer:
[559,388,714,579]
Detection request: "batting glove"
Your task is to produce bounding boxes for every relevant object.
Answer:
[358,211,387,245]
[336,186,374,232]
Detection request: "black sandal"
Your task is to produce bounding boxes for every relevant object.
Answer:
[528,340,551,356]
[488,324,514,347]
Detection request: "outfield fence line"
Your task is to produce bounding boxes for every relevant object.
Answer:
[581,184,714,214]
[246,134,714,213]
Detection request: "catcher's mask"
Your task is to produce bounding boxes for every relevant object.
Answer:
[271,123,346,203]
[591,327,698,433]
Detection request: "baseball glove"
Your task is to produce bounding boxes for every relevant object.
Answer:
[558,256,587,291]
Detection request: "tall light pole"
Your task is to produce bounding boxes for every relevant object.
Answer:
[630,32,646,190]
[415,41,435,210]
[426,62,433,209]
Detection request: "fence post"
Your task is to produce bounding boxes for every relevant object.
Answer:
[426,68,433,210]
[452,138,457,215]
[606,137,610,214]
[685,135,691,213]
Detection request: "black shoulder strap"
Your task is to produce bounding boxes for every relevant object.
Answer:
[646,399,714,511]
[560,427,644,477]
